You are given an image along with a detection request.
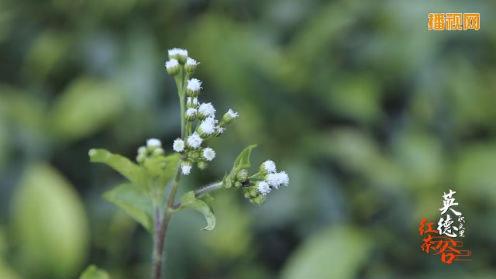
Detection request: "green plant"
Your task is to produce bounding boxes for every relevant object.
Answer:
[84,48,289,279]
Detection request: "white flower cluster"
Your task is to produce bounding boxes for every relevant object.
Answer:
[166,48,239,175]
[257,160,289,196]
[136,138,165,163]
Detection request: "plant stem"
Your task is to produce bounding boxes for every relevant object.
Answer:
[151,67,187,279]
[151,170,181,279]
[194,181,223,198]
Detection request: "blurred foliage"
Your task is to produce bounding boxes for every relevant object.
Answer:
[1,0,496,278]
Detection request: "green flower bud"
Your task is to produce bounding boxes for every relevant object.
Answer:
[185,57,198,74]
[221,109,239,125]
[136,153,146,164]
[152,148,164,156]
[236,169,249,182]
[197,161,208,170]
[165,59,180,76]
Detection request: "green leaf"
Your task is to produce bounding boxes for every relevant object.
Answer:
[79,265,110,279]
[282,227,371,279]
[143,153,180,190]
[179,191,216,231]
[103,183,154,232]
[89,149,144,187]
[224,144,257,188]
[12,163,89,278]
[51,78,124,141]
[233,144,257,171]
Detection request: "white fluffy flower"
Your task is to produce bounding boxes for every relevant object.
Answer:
[257,181,271,196]
[198,102,216,117]
[187,78,202,92]
[278,171,289,186]
[198,117,216,135]
[202,147,216,161]
[186,132,203,149]
[172,138,185,152]
[186,57,198,67]
[181,162,192,175]
[165,59,179,70]
[168,48,188,58]
[147,138,162,148]
[266,171,289,189]
[262,160,277,173]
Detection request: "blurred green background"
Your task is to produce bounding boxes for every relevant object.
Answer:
[1,0,496,278]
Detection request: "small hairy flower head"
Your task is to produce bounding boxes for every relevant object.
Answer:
[186,132,203,149]
[266,171,289,189]
[198,117,217,136]
[147,138,162,148]
[257,181,271,196]
[202,147,216,161]
[185,57,198,74]
[186,78,202,96]
[198,102,216,118]
[173,138,185,152]
[181,162,192,175]
[187,97,199,108]
[222,109,239,124]
[261,160,277,174]
[165,59,180,75]
[168,48,188,63]
[185,108,197,121]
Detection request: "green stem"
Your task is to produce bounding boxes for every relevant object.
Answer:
[194,181,223,198]
[151,68,187,279]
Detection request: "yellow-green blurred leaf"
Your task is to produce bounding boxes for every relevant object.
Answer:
[79,265,110,279]
[12,163,89,278]
[282,227,371,279]
[51,78,124,141]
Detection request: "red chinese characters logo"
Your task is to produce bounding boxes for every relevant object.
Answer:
[419,189,471,264]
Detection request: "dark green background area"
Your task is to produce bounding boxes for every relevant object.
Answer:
[0,0,495,278]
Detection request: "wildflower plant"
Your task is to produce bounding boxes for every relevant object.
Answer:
[86,48,289,279]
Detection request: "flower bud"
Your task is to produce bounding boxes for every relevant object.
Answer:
[185,108,197,121]
[185,57,198,74]
[147,138,162,149]
[221,109,239,125]
[259,160,276,174]
[197,161,208,170]
[165,59,180,76]
[136,153,146,164]
[197,103,215,119]
[181,162,192,175]
[235,181,242,188]
[152,148,164,156]
[168,48,188,64]
[187,97,199,108]
[197,117,216,137]
[236,169,249,182]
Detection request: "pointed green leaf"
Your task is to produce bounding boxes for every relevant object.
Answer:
[80,265,110,279]
[179,191,216,231]
[89,149,144,186]
[224,145,257,188]
[103,183,153,232]
[233,144,257,171]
